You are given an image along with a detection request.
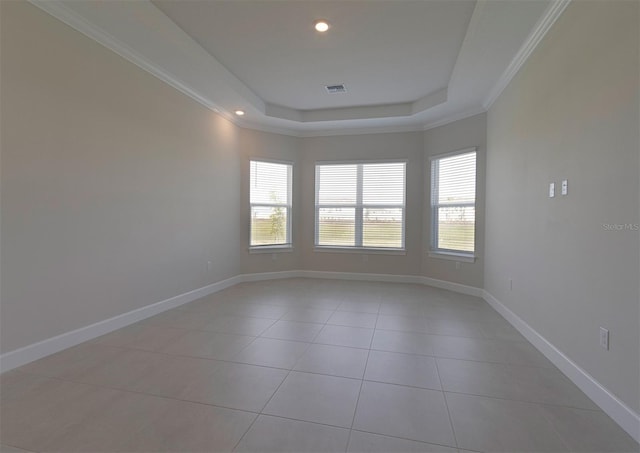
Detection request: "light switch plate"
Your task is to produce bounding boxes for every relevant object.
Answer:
[549,182,555,198]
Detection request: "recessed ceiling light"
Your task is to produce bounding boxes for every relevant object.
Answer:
[314,20,330,33]
[234,110,245,116]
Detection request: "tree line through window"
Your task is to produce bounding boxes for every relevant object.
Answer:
[249,160,292,247]
[315,162,406,249]
[249,155,476,255]
[430,149,476,255]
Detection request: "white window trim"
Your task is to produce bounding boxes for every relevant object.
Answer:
[314,160,407,252]
[429,147,477,258]
[428,251,476,262]
[427,147,477,162]
[249,159,293,250]
[315,246,406,256]
[249,245,293,254]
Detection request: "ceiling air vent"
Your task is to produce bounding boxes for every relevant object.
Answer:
[325,84,347,94]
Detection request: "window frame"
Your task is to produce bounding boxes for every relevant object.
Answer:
[314,159,407,253]
[249,158,293,251]
[429,148,477,260]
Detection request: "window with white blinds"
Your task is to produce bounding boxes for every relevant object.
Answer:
[250,160,292,247]
[315,162,406,249]
[430,149,476,254]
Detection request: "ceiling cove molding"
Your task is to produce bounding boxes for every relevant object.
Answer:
[236,120,427,138]
[447,0,487,91]
[236,120,305,138]
[27,0,454,130]
[411,88,448,115]
[483,0,572,110]
[297,124,425,138]
[27,0,263,127]
[263,87,448,123]
[29,0,226,116]
[422,107,487,132]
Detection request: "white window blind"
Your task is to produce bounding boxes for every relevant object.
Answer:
[430,150,476,254]
[250,160,292,247]
[315,162,405,249]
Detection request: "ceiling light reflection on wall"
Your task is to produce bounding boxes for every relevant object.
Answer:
[314,20,330,33]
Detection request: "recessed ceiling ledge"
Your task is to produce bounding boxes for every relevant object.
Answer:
[265,102,430,123]
[28,0,563,135]
[264,104,303,122]
[28,0,266,118]
[301,103,414,122]
[411,87,448,115]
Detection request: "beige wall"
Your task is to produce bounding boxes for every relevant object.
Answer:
[423,113,486,288]
[485,0,639,412]
[0,0,488,355]
[239,128,301,274]
[1,2,242,352]
[238,124,486,288]
[299,132,425,276]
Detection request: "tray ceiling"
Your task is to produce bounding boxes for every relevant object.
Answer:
[29,0,567,136]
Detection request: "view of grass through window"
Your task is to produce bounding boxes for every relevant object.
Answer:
[250,161,291,247]
[431,151,476,254]
[315,162,406,249]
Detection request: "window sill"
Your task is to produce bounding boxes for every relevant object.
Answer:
[428,251,476,263]
[249,245,293,254]
[314,247,406,256]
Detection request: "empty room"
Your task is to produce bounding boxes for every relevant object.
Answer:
[1,0,638,452]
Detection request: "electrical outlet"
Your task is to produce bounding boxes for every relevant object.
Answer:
[600,327,609,350]
[561,179,568,195]
[455,261,460,270]
[509,279,513,291]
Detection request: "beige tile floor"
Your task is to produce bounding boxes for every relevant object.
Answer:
[1,278,638,452]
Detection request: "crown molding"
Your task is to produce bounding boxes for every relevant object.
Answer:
[297,124,425,138]
[236,121,302,138]
[28,0,559,137]
[422,107,487,132]
[262,87,447,123]
[27,1,220,111]
[27,0,254,128]
[447,0,487,90]
[483,0,571,110]
[26,0,451,130]
[237,119,426,138]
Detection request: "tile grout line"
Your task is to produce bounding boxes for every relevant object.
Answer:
[535,402,587,451]
[230,294,342,451]
[344,297,381,452]
[349,427,469,451]
[434,356,460,450]
[18,359,602,420]
[439,389,602,412]
[0,442,39,453]
[8,281,619,452]
[8,371,264,416]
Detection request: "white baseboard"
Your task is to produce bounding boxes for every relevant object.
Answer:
[0,270,482,374]
[0,275,241,373]
[294,271,484,300]
[483,290,640,443]
[6,270,635,444]
[296,270,424,285]
[240,270,303,283]
[421,276,484,297]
